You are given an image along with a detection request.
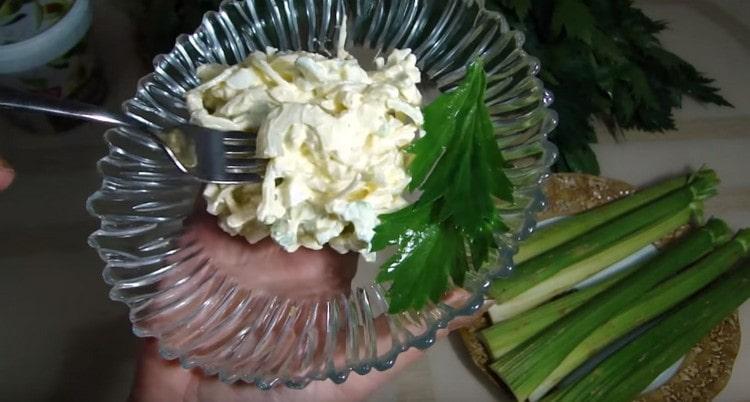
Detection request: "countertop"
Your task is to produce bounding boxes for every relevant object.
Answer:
[0,1,747,401]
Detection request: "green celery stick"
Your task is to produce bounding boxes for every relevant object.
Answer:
[530,228,749,401]
[481,268,633,360]
[514,169,717,264]
[543,257,750,402]
[490,218,731,401]
[492,172,717,304]
[489,206,697,321]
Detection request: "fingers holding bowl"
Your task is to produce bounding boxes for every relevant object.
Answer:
[133,209,487,387]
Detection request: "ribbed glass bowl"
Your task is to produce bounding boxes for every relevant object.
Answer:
[87,0,557,389]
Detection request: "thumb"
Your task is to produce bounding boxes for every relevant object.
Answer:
[0,158,15,191]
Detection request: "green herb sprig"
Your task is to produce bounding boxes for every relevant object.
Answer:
[373,61,514,313]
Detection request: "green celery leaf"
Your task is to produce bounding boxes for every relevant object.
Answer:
[590,29,626,63]
[374,61,514,312]
[551,0,595,44]
[423,62,514,224]
[558,140,600,175]
[621,63,658,109]
[450,229,471,287]
[377,223,458,313]
[371,201,433,251]
[407,88,466,191]
[465,215,504,270]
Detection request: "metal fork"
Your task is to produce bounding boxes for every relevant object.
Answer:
[0,86,266,184]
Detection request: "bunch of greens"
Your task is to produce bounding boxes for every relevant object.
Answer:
[488,0,731,173]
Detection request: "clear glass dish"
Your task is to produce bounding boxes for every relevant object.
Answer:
[87,0,557,389]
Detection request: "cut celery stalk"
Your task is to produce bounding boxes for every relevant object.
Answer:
[489,206,696,322]
[490,218,731,402]
[543,257,750,402]
[481,268,633,360]
[529,228,748,401]
[491,172,717,304]
[514,169,717,264]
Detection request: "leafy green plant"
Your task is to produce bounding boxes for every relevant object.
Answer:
[488,0,731,173]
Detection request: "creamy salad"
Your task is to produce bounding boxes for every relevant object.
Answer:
[188,34,423,260]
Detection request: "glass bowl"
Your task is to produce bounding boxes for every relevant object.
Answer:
[86,0,557,389]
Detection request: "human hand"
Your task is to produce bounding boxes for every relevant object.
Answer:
[128,214,489,402]
[0,158,13,191]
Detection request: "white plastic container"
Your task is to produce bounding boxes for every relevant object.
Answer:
[0,0,92,74]
[0,0,105,131]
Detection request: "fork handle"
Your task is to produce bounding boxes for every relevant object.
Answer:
[0,85,135,127]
